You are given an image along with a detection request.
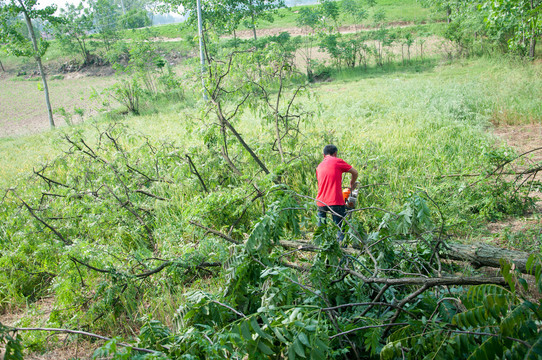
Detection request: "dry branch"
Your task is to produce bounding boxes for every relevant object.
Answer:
[135,189,169,201]
[189,221,242,245]
[11,190,71,245]
[71,256,220,279]
[4,326,158,354]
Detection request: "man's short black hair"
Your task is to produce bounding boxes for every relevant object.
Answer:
[323,144,338,156]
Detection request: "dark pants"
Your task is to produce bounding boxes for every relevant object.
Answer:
[317,205,346,242]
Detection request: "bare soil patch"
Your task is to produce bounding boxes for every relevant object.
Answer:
[0,73,116,137]
[486,124,542,248]
[494,124,542,207]
[493,124,542,163]
[234,21,436,39]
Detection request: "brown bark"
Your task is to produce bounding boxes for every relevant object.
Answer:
[251,11,257,41]
[529,36,536,60]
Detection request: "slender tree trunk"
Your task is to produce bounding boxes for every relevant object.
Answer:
[251,12,257,41]
[19,0,55,128]
[529,0,537,60]
[0,59,4,72]
[274,71,285,163]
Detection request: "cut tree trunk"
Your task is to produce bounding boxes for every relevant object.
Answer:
[442,243,532,274]
[279,240,533,274]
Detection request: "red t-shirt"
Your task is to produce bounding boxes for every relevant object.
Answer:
[316,156,352,207]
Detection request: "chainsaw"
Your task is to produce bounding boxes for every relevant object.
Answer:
[342,182,359,210]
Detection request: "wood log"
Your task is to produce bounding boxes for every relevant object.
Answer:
[187,220,533,275]
[441,243,532,274]
[279,240,533,274]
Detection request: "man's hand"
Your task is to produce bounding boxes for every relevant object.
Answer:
[347,168,358,190]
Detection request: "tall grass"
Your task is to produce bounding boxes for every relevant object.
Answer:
[1,57,540,227]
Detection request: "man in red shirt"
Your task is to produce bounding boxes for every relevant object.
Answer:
[316,145,358,241]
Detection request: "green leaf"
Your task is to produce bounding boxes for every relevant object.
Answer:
[257,339,275,355]
[298,332,310,346]
[251,317,273,341]
[288,344,297,360]
[240,321,252,341]
[293,338,306,358]
[310,346,326,360]
[526,335,542,358]
[4,338,24,360]
[272,327,289,343]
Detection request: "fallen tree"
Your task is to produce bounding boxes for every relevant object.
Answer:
[443,242,532,274]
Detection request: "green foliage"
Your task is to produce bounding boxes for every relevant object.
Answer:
[0,324,23,360]
[107,77,143,114]
[341,0,368,24]
[50,1,94,65]
[161,0,284,39]
[2,6,542,354]
[91,0,120,51]
[484,0,541,58]
[0,0,58,58]
[118,9,151,30]
[320,33,370,69]
[104,30,183,114]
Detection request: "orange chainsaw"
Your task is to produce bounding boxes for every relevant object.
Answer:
[342,183,359,209]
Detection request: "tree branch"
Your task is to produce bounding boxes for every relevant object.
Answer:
[5,326,159,354]
[189,220,241,245]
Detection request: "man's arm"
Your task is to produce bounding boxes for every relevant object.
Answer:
[347,168,358,190]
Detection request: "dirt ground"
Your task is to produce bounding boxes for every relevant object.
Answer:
[0,66,116,137]
[0,50,186,138]
[0,298,101,359]
[234,21,435,39]
[487,124,542,246]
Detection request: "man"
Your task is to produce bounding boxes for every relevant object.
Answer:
[316,144,358,241]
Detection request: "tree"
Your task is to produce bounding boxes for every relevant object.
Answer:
[239,0,285,41]
[485,0,541,59]
[296,6,323,79]
[90,0,119,51]
[319,0,339,32]
[341,0,368,31]
[162,0,284,40]
[0,0,58,128]
[51,1,94,65]
[118,8,151,29]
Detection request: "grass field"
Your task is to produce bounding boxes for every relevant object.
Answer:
[263,0,439,29]
[2,56,540,205]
